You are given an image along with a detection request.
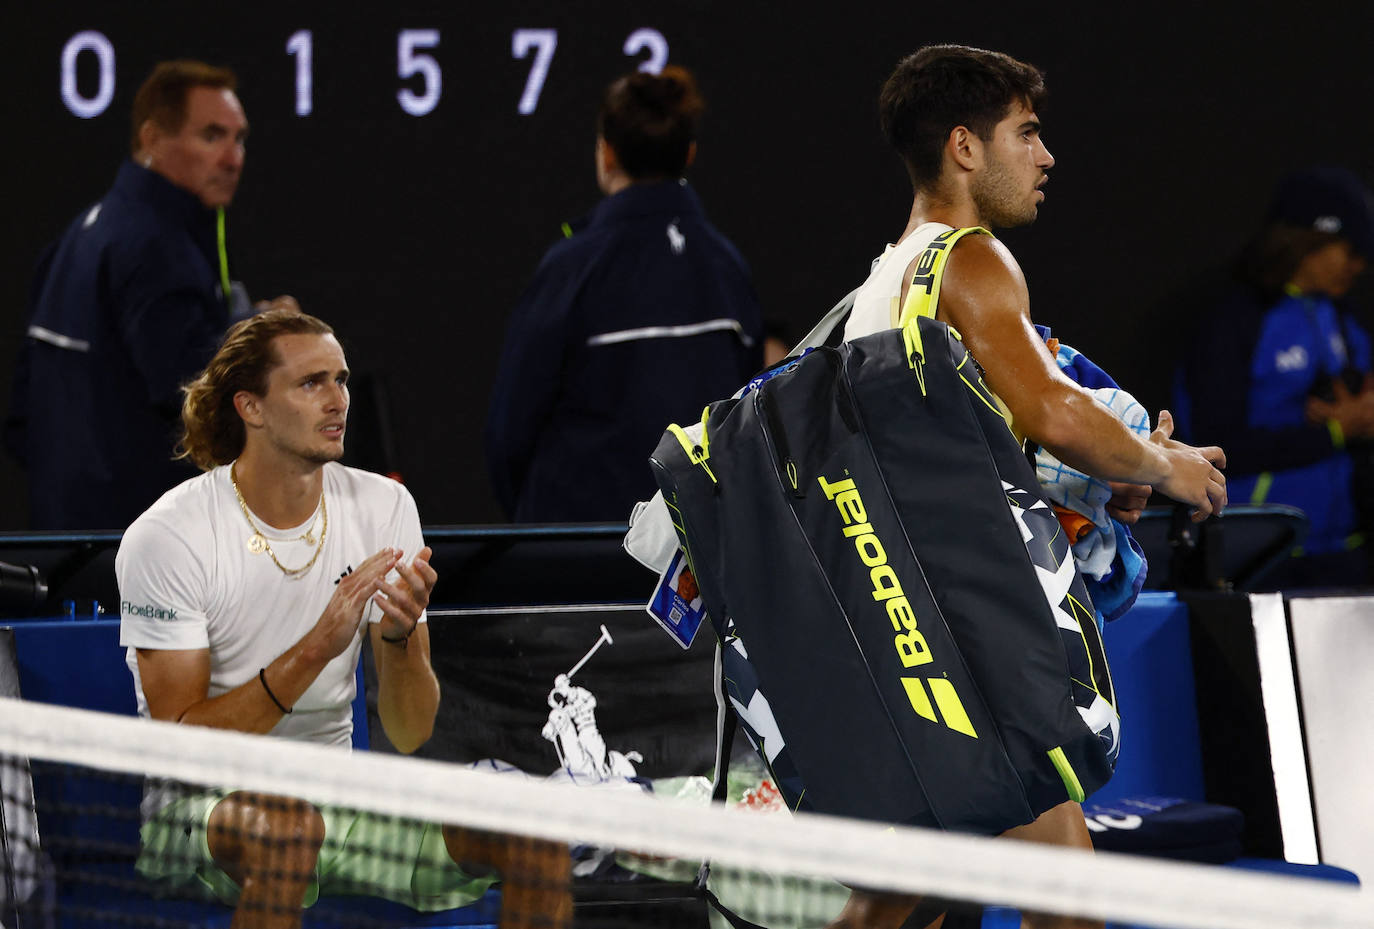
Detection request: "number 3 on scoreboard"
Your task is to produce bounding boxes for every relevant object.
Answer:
[623,28,668,74]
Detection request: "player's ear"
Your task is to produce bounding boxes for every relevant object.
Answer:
[684,141,697,169]
[233,390,263,427]
[949,125,980,172]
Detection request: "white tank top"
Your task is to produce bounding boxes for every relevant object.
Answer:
[843,222,953,341]
[842,222,1016,436]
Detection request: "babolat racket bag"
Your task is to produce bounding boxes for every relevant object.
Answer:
[649,313,1119,835]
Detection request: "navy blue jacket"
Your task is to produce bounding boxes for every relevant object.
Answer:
[4,160,230,529]
[486,180,763,522]
[1174,281,1371,555]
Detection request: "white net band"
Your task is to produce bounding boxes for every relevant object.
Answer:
[2,696,1370,929]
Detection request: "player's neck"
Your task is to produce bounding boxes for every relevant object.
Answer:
[231,448,327,529]
[899,185,983,241]
[600,173,633,196]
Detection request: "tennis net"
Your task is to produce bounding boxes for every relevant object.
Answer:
[2,696,1371,929]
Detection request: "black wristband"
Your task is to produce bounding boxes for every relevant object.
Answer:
[380,623,414,646]
[259,667,292,714]
[379,623,414,645]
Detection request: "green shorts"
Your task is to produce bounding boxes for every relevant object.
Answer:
[137,789,497,912]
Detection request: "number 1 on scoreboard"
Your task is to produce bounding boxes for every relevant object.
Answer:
[286,30,312,117]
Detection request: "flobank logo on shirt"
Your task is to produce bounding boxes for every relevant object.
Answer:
[121,600,177,621]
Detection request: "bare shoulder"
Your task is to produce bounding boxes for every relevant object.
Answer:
[938,233,1030,327]
[929,233,1058,405]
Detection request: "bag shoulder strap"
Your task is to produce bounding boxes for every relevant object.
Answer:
[896,226,993,327]
[694,640,768,928]
[790,287,860,354]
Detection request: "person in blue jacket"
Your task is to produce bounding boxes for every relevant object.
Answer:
[485,65,763,523]
[4,61,293,530]
[1175,166,1374,587]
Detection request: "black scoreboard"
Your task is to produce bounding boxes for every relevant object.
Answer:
[51,23,675,121]
[4,2,1373,527]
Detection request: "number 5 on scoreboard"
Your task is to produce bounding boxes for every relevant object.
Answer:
[512,29,557,115]
[398,29,442,116]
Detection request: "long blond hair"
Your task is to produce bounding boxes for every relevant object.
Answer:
[177,310,334,470]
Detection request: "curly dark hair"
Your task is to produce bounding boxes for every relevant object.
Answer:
[879,45,1047,192]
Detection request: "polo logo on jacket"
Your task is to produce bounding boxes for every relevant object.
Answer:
[666,222,686,254]
[1275,345,1308,372]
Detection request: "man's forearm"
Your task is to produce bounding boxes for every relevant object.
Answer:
[1029,386,1169,486]
[374,625,440,753]
[175,640,334,734]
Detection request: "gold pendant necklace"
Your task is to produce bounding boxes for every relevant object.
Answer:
[230,462,328,577]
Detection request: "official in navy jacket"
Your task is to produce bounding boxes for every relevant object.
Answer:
[1176,166,1374,585]
[6,61,262,530]
[486,66,763,523]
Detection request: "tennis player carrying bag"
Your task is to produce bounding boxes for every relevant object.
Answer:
[649,311,1119,836]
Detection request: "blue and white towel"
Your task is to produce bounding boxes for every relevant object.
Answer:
[1035,380,1151,579]
[1032,332,1151,622]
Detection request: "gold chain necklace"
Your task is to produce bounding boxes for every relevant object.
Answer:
[229,463,328,577]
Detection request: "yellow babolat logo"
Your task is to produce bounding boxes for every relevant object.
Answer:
[817,473,978,739]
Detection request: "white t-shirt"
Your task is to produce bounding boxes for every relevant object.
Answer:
[843,222,953,341]
[117,462,426,748]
